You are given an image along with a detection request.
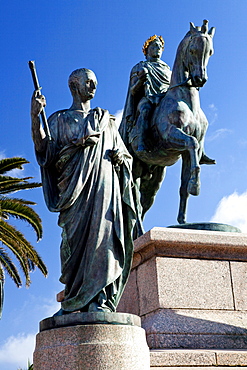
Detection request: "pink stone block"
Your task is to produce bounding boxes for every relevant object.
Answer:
[117,268,140,315]
[230,261,247,310]
[34,323,150,369]
[133,227,247,267]
[136,256,233,315]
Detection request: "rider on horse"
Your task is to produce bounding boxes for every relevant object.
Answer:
[120,35,215,165]
[120,35,171,154]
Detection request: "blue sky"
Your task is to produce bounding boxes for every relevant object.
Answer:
[1,1,247,368]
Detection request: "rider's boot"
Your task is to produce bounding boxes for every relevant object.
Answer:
[199,153,216,165]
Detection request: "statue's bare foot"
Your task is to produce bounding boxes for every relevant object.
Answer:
[88,301,112,312]
[88,302,104,312]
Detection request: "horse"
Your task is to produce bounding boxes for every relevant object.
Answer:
[124,20,215,234]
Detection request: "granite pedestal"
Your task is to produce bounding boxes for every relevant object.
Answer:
[33,312,150,370]
[117,227,247,367]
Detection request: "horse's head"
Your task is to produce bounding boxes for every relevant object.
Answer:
[184,20,215,88]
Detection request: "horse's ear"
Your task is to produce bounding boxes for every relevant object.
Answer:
[208,27,216,38]
[190,22,196,34]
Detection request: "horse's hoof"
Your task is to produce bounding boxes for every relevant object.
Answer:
[188,179,200,196]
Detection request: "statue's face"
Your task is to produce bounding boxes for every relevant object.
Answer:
[79,71,98,101]
[147,38,163,59]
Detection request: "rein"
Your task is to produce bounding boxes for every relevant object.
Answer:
[168,76,192,90]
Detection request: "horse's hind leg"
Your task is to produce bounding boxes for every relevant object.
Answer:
[178,152,190,224]
[167,125,200,196]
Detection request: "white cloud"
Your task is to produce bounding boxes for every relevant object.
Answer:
[237,138,247,147]
[0,333,35,367]
[113,109,123,128]
[0,297,60,369]
[0,151,6,160]
[18,293,61,321]
[206,128,233,142]
[211,191,247,232]
[41,297,60,317]
[207,103,218,125]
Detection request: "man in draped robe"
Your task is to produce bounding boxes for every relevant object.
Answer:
[31,68,136,314]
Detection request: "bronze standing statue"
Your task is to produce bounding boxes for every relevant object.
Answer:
[31,68,136,315]
[120,21,216,234]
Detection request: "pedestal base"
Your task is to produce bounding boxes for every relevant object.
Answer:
[33,312,150,370]
[150,349,247,368]
[118,227,247,350]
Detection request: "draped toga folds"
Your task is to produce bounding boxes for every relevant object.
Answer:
[36,107,136,312]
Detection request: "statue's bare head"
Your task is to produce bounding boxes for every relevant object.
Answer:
[142,35,164,59]
[68,68,98,101]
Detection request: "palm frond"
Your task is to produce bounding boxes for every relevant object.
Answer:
[0,182,42,195]
[0,157,29,175]
[0,156,47,318]
[0,176,28,185]
[0,231,31,287]
[0,268,3,319]
[1,197,37,206]
[0,220,36,259]
[0,264,4,282]
[0,198,42,240]
[0,248,21,287]
[0,221,47,278]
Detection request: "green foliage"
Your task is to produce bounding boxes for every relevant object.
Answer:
[17,359,33,370]
[0,157,48,318]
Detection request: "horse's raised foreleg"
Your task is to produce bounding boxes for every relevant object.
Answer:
[167,125,200,196]
[177,152,191,224]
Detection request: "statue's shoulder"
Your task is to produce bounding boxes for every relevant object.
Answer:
[48,109,69,124]
[93,107,112,123]
[130,61,145,77]
[144,59,170,70]
[93,107,109,117]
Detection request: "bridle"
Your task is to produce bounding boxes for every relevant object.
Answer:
[168,33,211,91]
